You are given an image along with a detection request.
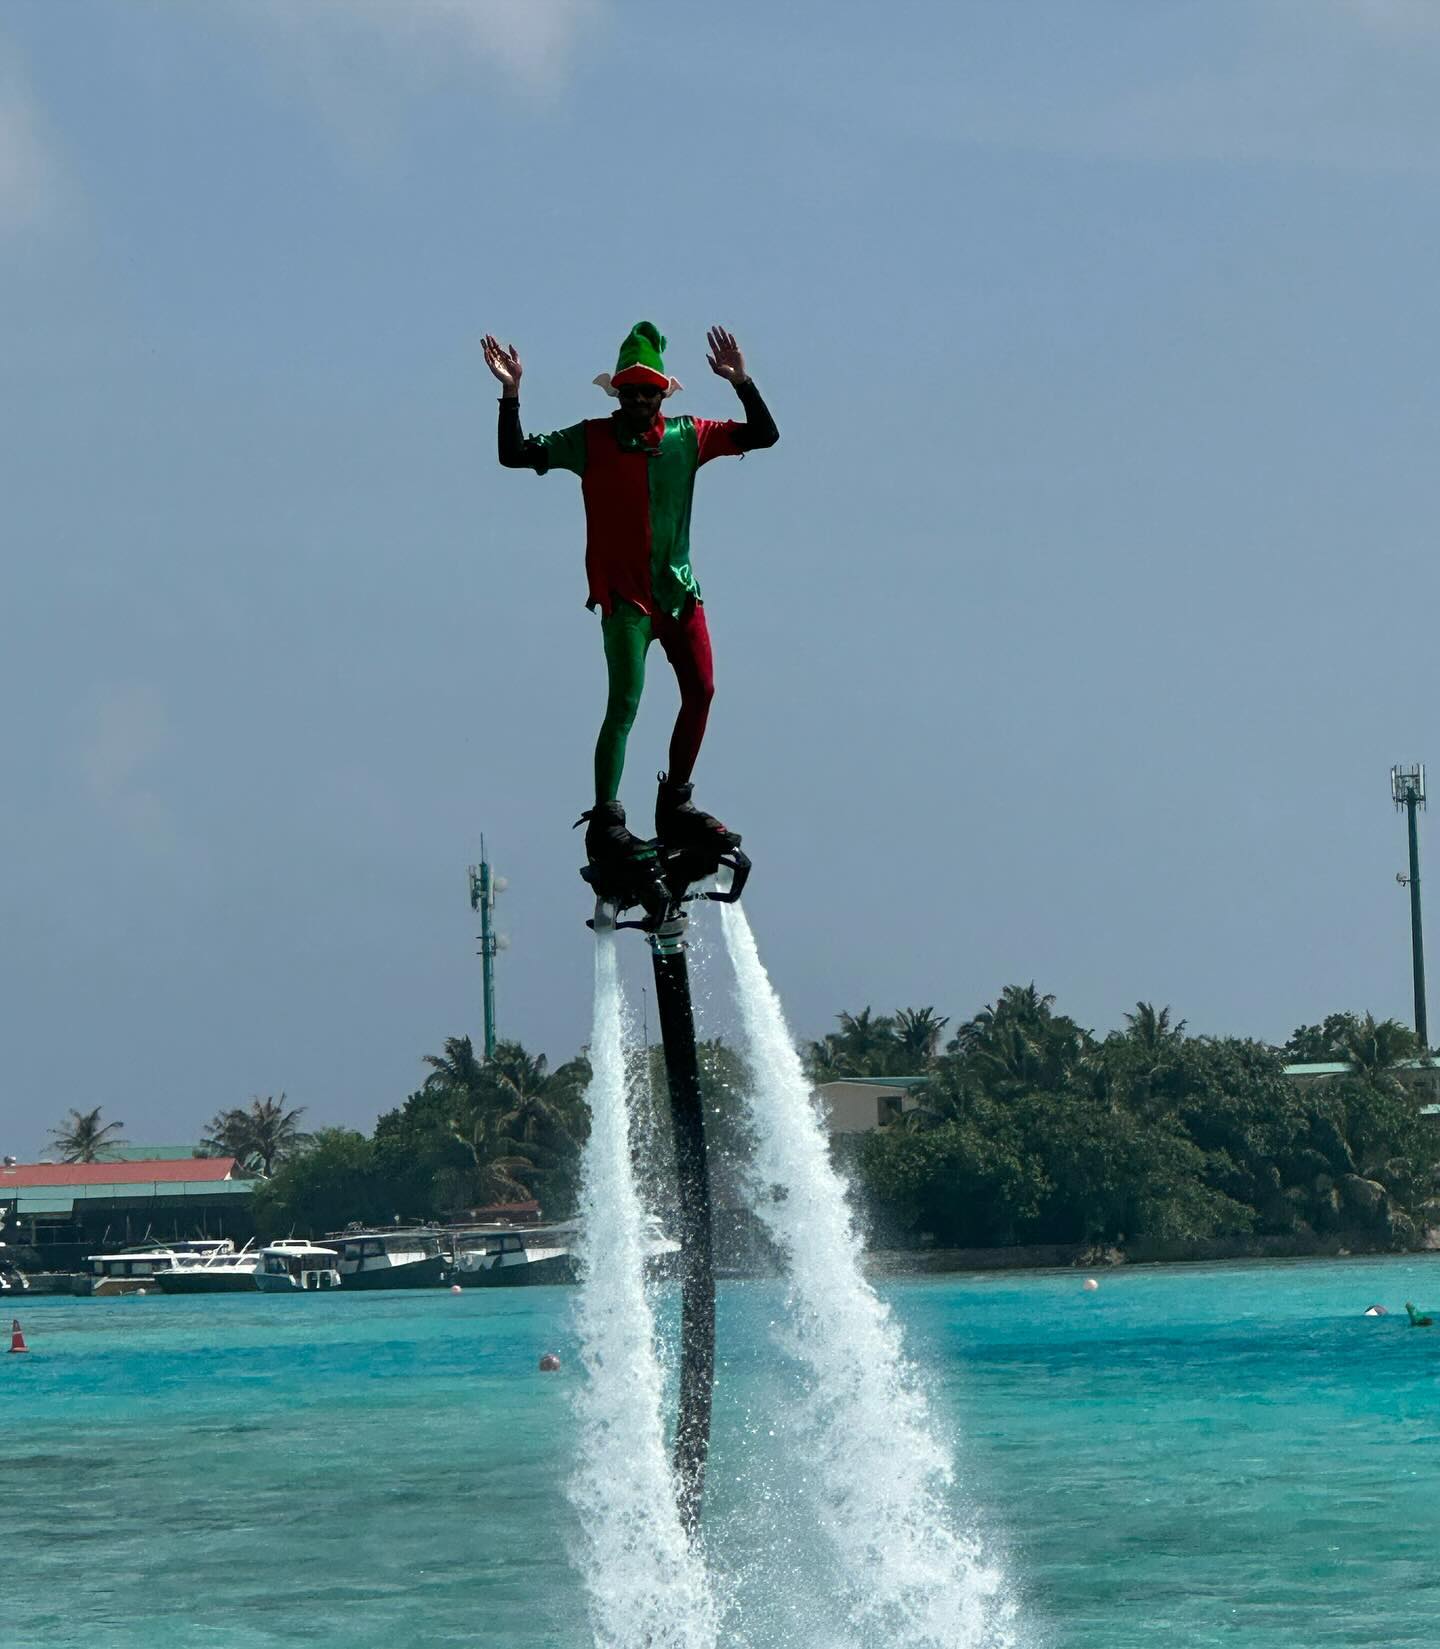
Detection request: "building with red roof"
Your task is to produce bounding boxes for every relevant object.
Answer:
[0,1154,260,1270]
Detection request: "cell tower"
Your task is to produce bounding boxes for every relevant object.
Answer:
[1391,765,1428,1048]
[467,839,507,1061]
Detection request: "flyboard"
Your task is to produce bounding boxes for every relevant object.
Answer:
[582,827,751,1536]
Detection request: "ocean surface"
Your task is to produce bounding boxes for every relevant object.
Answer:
[6,1256,1440,1648]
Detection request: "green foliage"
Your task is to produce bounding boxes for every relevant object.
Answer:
[1283,1012,1419,1069]
[855,987,1440,1253]
[400,1035,592,1218]
[251,1129,392,1237]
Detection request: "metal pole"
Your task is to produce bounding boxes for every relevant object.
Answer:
[469,846,499,1062]
[478,859,497,1062]
[1408,796,1428,1048]
[648,921,715,1538]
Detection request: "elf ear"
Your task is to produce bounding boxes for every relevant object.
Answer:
[593,372,619,397]
[662,376,684,398]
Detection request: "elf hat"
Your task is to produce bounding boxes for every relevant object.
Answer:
[593,320,683,398]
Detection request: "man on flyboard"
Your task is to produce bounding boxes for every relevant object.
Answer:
[484,322,778,881]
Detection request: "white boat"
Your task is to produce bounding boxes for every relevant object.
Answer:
[153,1241,260,1295]
[450,1222,578,1287]
[85,1239,239,1296]
[449,1218,679,1288]
[321,1228,448,1290]
[254,1241,341,1292]
[0,1215,27,1293]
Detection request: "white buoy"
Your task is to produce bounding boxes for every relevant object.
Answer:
[450,1284,463,1295]
[1083,1278,1099,1291]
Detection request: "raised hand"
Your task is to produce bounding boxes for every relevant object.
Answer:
[705,326,748,385]
[482,334,523,392]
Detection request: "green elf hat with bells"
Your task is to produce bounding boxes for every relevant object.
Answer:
[593,320,684,399]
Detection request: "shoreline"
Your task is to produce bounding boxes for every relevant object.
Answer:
[863,1227,1440,1277]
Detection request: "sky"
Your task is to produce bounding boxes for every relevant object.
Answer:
[6,0,1440,1155]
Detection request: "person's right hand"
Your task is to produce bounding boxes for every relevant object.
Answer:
[482,335,523,392]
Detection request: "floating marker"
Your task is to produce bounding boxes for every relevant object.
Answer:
[8,1318,28,1354]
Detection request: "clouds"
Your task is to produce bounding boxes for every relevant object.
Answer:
[0,37,64,234]
[77,686,180,856]
[226,0,606,99]
[203,0,608,161]
[349,0,608,87]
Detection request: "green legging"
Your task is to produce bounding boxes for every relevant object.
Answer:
[595,600,715,803]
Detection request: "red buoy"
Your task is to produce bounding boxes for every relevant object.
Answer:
[9,1318,28,1354]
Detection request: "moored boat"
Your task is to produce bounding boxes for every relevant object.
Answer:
[450,1222,578,1288]
[84,1239,240,1296]
[0,1215,27,1293]
[322,1228,448,1289]
[448,1218,679,1288]
[153,1241,260,1294]
[254,1241,341,1293]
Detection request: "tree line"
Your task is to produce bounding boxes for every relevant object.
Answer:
[844,991,1439,1250]
[44,989,1440,1251]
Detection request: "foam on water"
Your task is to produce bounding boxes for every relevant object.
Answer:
[719,902,1018,1649]
[568,934,718,1649]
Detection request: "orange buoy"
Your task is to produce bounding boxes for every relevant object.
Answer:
[9,1318,28,1354]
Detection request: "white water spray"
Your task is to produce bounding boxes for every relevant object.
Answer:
[568,936,718,1649]
[719,904,1016,1649]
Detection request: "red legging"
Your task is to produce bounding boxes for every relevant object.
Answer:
[595,599,714,803]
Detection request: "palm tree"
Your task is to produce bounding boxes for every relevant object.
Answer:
[445,1099,540,1208]
[805,1007,900,1079]
[951,983,1090,1096]
[49,1107,126,1164]
[198,1108,252,1162]
[199,1095,308,1177]
[1122,1002,1187,1051]
[423,1036,591,1215]
[487,1040,590,1210]
[1340,1014,1418,1075]
[894,1006,950,1065]
[421,1035,487,1097]
[244,1094,308,1176]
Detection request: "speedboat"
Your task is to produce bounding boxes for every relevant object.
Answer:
[321,1228,448,1289]
[153,1241,260,1294]
[254,1241,341,1293]
[85,1239,239,1296]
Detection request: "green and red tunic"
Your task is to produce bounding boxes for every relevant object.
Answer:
[527,413,745,618]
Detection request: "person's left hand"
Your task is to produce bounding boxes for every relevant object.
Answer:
[706,326,748,384]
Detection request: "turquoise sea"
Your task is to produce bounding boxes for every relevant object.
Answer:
[6,1256,1440,1648]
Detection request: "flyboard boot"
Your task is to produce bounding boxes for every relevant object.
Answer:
[576,800,670,927]
[655,774,741,856]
